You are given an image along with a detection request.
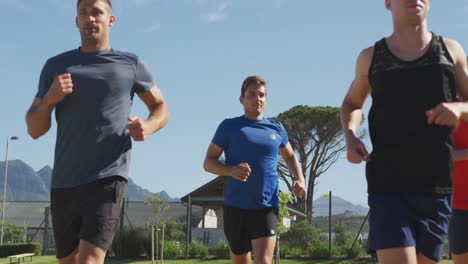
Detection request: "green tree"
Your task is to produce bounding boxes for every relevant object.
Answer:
[273,105,365,223]
[278,192,293,234]
[144,192,170,227]
[333,221,348,246]
[280,221,322,250]
[1,221,25,243]
[163,220,185,242]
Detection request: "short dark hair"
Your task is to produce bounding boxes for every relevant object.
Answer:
[241,76,267,97]
[77,0,112,9]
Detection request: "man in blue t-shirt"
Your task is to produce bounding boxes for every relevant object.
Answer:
[204,76,306,264]
[26,0,169,263]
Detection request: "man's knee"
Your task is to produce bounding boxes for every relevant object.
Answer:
[58,248,79,264]
[78,240,107,264]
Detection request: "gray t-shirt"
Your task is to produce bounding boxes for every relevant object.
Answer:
[36,47,154,188]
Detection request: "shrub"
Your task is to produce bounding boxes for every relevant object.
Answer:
[188,240,209,258]
[343,241,363,259]
[278,245,303,258]
[289,247,304,258]
[307,239,331,259]
[212,240,230,259]
[0,243,42,257]
[279,246,291,258]
[163,240,184,259]
[162,221,186,242]
[280,221,321,250]
[111,226,150,258]
[0,221,25,243]
[333,222,348,246]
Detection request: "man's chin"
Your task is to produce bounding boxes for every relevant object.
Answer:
[81,32,99,39]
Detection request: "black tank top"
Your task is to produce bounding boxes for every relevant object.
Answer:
[366,33,456,195]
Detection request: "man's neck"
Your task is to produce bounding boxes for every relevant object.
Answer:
[390,20,431,49]
[80,40,110,53]
[244,113,263,120]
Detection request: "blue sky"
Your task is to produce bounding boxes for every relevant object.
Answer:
[1,0,468,205]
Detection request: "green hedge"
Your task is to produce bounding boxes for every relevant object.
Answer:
[0,243,42,257]
[212,240,230,259]
[188,241,209,258]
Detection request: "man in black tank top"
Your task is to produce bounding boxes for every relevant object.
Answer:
[340,0,468,263]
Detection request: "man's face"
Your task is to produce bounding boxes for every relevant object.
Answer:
[386,0,430,25]
[76,0,114,42]
[240,85,267,117]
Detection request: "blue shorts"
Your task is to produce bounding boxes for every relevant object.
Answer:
[449,209,468,254]
[368,193,452,261]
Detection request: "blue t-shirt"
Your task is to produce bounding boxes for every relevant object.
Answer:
[36,47,154,188]
[212,115,288,210]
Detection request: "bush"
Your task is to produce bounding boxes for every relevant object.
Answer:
[307,239,330,259]
[289,247,304,258]
[163,240,184,259]
[343,241,363,259]
[280,221,321,250]
[0,243,42,257]
[188,240,209,258]
[279,246,291,258]
[212,240,230,259]
[111,226,150,258]
[162,221,186,242]
[333,222,349,246]
[0,221,25,243]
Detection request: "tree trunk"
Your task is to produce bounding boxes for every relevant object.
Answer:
[307,173,316,223]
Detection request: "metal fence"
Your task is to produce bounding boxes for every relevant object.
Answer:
[2,200,226,256]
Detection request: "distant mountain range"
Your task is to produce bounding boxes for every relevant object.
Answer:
[312,195,368,216]
[0,160,368,216]
[0,160,178,202]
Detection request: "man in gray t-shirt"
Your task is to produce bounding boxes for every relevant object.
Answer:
[26,0,169,263]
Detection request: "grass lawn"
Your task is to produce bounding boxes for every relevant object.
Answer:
[0,256,455,264]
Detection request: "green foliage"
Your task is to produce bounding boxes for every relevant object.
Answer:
[343,241,363,259]
[163,220,185,242]
[289,247,304,258]
[111,225,150,258]
[0,243,42,257]
[188,240,209,258]
[313,214,369,235]
[278,192,293,234]
[0,221,25,243]
[280,221,321,250]
[162,240,184,259]
[144,193,170,226]
[279,246,290,258]
[307,240,330,259]
[273,105,357,222]
[333,221,351,246]
[212,240,230,259]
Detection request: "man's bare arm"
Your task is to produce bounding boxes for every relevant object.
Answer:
[341,47,373,163]
[128,86,170,141]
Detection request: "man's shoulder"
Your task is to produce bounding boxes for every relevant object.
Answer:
[221,116,243,125]
[264,118,282,127]
[439,37,465,65]
[111,49,140,63]
[359,45,375,62]
[263,119,286,133]
[47,49,79,64]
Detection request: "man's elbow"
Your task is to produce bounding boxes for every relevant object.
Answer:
[26,125,48,139]
[27,129,42,140]
[162,110,170,127]
[203,159,209,172]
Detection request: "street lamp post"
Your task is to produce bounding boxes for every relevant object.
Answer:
[1,136,19,245]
